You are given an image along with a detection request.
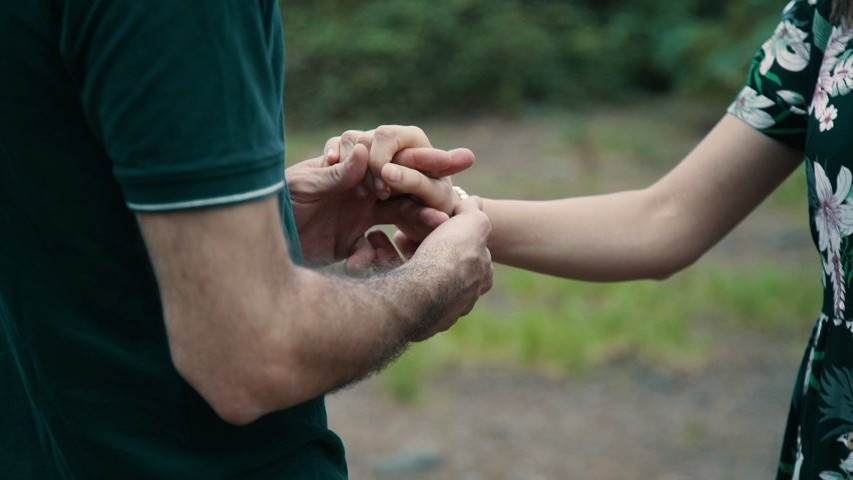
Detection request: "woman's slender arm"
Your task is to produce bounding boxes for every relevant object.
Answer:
[484,114,804,281]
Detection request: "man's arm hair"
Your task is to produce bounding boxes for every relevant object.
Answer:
[136,195,477,425]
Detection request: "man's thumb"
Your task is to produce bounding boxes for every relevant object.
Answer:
[322,143,368,193]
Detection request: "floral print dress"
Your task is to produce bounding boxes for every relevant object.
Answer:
[728,1,853,478]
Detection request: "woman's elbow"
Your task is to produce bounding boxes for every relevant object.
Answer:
[648,247,704,281]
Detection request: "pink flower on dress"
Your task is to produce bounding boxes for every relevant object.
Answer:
[729,87,775,129]
[810,24,853,131]
[819,105,839,131]
[814,162,853,318]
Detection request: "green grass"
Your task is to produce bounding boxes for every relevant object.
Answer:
[382,261,819,402]
[766,164,809,213]
[283,125,344,165]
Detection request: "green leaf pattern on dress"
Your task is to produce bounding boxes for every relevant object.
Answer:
[818,368,853,479]
[727,2,853,478]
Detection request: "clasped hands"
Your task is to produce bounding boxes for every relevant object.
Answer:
[287,125,486,272]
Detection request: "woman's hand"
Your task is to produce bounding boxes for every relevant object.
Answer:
[323,125,474,212]
[287,125,475,269]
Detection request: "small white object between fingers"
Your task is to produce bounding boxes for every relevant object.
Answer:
[452,186,469,200]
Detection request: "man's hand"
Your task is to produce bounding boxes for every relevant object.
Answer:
[320,125,477,257]
[136,193,493,424]
[346,196,495,340]
[287,141,471,268]
[404,196,494,341]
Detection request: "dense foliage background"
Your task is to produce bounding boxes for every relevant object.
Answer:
[281,0,783,124]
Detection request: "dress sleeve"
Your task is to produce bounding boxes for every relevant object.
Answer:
[727,0,826,151]
[59,0,286,211]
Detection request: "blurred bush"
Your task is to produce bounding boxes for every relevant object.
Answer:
[281,0,781,124]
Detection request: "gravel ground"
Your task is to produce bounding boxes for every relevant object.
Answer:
[327,326,805,480]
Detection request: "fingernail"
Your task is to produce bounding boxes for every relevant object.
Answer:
[384,164,402,183]
[326,149,335,158]
[375,177,386,191]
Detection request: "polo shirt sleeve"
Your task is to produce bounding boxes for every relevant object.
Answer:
[60,0,285,211]
[727,0,824,151]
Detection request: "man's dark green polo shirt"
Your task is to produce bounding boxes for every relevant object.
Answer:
[0,1,346,478]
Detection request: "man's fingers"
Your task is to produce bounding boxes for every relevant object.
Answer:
[373,198,444,227]
[344,236,376,274]
[368,126,432,198]
[418,207,450,228]
[366,230,403,270]
[292,145,368,197]
[355,129,376,150]
[395,206,450,244]
[338,130,365,167]
[393,147,475,178]
[372,198,449,245]
[393,230,419,259]
[344,231,406,273]
[323,137,341,165]
[322,143,369,194]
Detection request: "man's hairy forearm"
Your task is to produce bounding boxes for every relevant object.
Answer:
[173,250,465,426]
[276,259,459,400]
[137,196,488,425]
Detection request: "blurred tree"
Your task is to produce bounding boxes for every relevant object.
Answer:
[281,0,782,125]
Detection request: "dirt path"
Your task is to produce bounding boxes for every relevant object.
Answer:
[327,326,804,480]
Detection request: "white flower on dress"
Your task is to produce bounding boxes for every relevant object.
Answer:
[815,163,853,253]
[814,162,853,318]
[841,452,853,474]
[784,0,797,13]
[811,24,853,130]
[760,19,811,75]
[819,104,839,131]
[729,87,776,129]
[813,88,831,123]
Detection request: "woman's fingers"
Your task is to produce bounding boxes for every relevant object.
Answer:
[393,147,475,178]
[381,163,458,214]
